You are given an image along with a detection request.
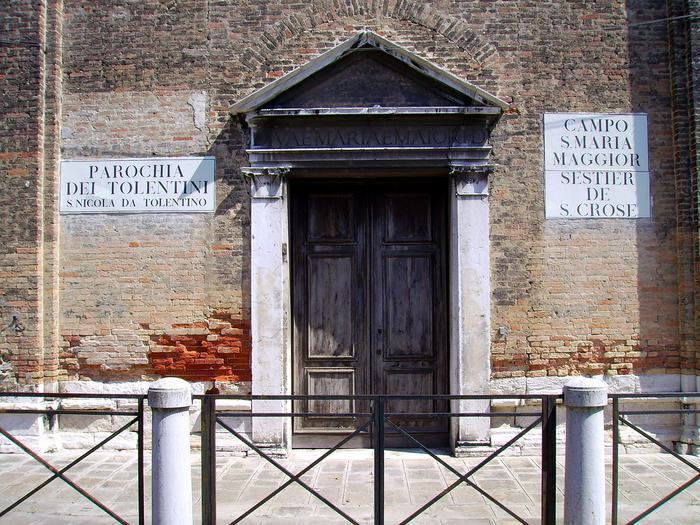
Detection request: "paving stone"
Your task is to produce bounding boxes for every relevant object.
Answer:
[1,450,699,522]
[439,519,495,525]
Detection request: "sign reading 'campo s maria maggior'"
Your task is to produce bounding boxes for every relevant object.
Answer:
[544,113,650,219]
[60,157,215,214]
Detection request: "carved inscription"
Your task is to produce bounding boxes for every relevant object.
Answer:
[256,125,488,149]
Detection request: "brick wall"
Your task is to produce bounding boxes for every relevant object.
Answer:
[687,0,700,375]
[459,0,679,378]
[1,0,693,386]
[0,0,62,388]
[667,0,700,378]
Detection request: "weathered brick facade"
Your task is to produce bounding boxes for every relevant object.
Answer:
[1,0,698,393]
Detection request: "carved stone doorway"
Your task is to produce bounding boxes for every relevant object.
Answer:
[233,31,507,452]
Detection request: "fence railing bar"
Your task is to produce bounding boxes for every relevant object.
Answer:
[0,423,132,524]
[457,477,530,524]
[619,409,700,415]
[137,397,145,525]
[627,473,700,525]
[458,416,543,484]
[612,398,620,525]
[609,392,700,399]
[440,472,529,524]
[398,417,542,525]
[193,394,560,401]
[384,419,529,525]
[383,419,458,475]
[0,417,137,519]
[222,412,371,418]
[373,397,385,525]
[619,417,700,473]
[222,411,540,418]
[0,393,147,399]
[231,420,372,525]
[201,395,216,525]
[0,409,139,416]
[540,395,557,525]
[215,417,361,525]
[384,412,540,418]
[398,467,526,525]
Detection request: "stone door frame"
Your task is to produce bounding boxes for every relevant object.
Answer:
[232,31,508,452]
[244,165,492,452]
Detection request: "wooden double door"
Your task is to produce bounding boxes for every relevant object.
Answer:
[291,179,448,447]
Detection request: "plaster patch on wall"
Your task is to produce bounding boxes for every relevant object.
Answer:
[187,91,207,132]
[0,330,18,387]
[61,91,210,157]
[62,326,150,380]
[0,358,16,388]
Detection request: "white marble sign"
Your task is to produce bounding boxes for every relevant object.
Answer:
[544,113,650,218]
[60,157,215,213]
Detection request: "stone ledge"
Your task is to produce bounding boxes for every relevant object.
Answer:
[59,398,116,410]
[215,399,251,412]
[0,401,58,411]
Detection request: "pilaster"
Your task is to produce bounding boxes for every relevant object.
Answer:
[244,166,292,452]
[449,165,492,448]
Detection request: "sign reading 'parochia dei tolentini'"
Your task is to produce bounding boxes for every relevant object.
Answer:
[543,113,650,218]
[59,157,216,213]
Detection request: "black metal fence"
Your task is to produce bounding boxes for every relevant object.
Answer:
[3,390,699,524]
[610,392,700,525]
[198,393,561,525]
[0,391,146,524]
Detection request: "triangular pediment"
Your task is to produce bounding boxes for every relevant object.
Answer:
[231,31,508,114]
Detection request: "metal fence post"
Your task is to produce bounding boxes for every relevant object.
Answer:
[201,394,216,525]
[148,378,193,525]
[541,394,557,525]
[137,397,145,525]
[563,377,607,525]
[611,396,619,525]
[373,396,385,525]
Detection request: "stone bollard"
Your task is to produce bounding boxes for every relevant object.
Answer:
[563,377,608,525]
[148,378,193,525]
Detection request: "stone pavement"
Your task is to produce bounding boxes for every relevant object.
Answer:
[0,448,698,524]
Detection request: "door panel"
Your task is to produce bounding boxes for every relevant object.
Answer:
[307,255,354,358]
[372,185,448,443]
[293,189,367,437]
[292,180,447,447]
[384,369,435,424]
[385,255,434,359]
[305,368,356,429]
[384,192,433,242]
[307,193,355,242]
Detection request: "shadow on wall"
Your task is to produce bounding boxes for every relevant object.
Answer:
[141,117,254,384]
[58,115,254,385]
[625,0,683,388]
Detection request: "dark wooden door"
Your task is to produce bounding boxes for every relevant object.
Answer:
[292,180,448,447]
